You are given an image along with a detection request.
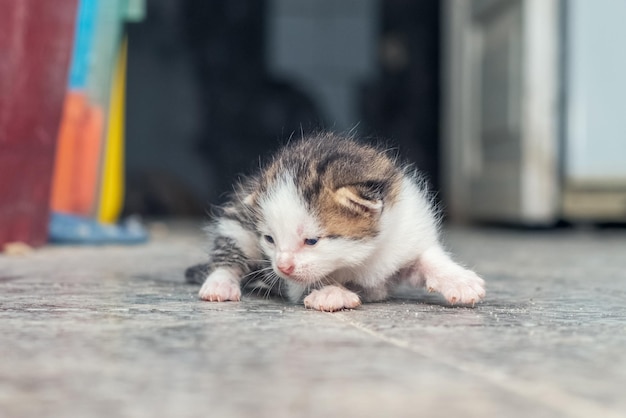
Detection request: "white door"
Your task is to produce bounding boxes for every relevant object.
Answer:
[442,0,560,225]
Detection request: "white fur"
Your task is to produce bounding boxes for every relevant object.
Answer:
[257,173,379,285]
[261,175,440,289]
[284,281,307,302]
[214,218,261,260]
[258,173,485,306]
[199,268,242,302]
[415,246,485,305]
[303,285,361,312]
[258,174,321,249]
[339,176,440,288]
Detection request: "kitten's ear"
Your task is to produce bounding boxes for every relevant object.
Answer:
[334,186,383,215]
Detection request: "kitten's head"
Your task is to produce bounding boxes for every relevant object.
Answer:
[250,135,402,285]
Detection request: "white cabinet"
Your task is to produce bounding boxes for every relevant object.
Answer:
[443,0,626,224]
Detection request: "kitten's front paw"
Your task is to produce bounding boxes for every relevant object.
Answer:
[199,269,241,302]
[427,268,485,306]
[303,286,361,312]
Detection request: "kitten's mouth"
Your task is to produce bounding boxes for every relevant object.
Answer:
[274,269,309,284]
[276,270,298,281]
[273,267,291,280]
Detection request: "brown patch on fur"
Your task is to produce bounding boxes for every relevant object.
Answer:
[227,133,407,239]
[316,187,381,238]
[258,133,405,238]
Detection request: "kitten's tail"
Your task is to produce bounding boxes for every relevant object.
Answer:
[184,263,212,284]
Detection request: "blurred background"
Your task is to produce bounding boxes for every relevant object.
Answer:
[124,0,441,216]
[1,0,625,248]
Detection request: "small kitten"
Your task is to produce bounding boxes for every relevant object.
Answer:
[186,133,485,312]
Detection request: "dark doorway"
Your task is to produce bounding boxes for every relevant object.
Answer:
[124,0,440,216]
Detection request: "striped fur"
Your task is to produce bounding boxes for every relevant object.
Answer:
[187,133,485,311]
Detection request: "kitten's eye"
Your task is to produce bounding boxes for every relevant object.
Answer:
[304,238,319,246]
[264,235,274,244]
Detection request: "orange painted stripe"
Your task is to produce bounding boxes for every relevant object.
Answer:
[50,92,105,216]
[51,92,84,213]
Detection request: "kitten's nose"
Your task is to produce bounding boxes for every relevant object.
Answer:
[277,263,295,276]
[277,252,295,276]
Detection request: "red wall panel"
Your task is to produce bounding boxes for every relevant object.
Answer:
[0,0,78,247]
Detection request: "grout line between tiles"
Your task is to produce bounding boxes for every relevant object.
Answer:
[332,312,622,418]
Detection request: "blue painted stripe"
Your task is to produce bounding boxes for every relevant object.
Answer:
[68,0,98,89]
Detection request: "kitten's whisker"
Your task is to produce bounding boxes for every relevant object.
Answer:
[276,276,284,299]
[249,260,271,267]
[247,281,266,295]
[243,267,271,277]
[263,273,281,300]
[263,278,275,300]
[241,266,274,281]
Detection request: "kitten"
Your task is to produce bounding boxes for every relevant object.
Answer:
[186,133,485,312]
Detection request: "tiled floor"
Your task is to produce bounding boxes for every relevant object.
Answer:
[1,223,625,418]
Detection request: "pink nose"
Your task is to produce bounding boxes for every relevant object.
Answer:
[277,263,294,275]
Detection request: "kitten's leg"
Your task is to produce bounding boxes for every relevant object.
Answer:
[199,218,260,302]
[410,245,485,305]
[199,267,243,302]
[286,281,363,311]
[303,285,361,312]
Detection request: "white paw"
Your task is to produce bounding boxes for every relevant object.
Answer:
[199,269,241,302]
[427,267,485,306]
[303,286,361,312]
